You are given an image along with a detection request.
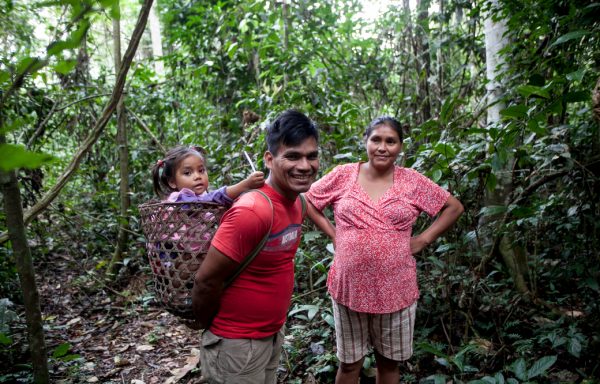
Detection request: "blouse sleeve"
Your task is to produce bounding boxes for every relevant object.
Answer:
[305,164,350,211]
[405,168,451,217]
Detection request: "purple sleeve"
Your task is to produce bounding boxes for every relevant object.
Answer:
[202,186,234,206]
[170,187,233,206]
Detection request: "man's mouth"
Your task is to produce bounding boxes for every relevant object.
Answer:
[291,174,313,181]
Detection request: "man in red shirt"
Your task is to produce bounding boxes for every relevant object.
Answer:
[192,109,320,383]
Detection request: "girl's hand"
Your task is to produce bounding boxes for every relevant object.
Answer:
[246,171,265,189]
[410,235,429,255]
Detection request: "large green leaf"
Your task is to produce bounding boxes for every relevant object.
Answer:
[479,205,507,217]
[0,144,55,171]
[52,342,71,358]
[500,105,528,119]
[517,85,550,99]
[53,59,77,75]
[510,358,527,381]
[526,355,557,379]
[434,142,456,158]
[550,30,590,48]
[16,56,45,76]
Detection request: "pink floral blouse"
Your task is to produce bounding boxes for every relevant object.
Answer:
[305,163,450,313]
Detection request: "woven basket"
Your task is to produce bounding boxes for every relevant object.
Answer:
[138,200,227,319]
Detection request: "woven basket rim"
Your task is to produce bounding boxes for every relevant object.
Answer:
[139,200,226,209]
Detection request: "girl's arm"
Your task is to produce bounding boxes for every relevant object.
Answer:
[410,195,464,254]
[306,199,336,241]
[225,171,265,199]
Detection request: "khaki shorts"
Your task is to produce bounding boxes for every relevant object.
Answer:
[199,328,284,384]
[332,299,417,363]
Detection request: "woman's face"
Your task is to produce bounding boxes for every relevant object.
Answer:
[365,124,402,170]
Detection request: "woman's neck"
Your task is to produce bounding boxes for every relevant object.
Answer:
[362,161,395,180]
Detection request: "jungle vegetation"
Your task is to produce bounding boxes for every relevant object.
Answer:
[1,0,599,382]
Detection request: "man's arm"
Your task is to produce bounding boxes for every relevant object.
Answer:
[191,246,239,329]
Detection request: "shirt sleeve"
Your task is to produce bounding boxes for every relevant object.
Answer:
[210,195,271,263]
[305,164,348,211]
[203,186,234,206]
[406,169,451,217]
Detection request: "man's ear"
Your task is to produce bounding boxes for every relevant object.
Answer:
[264,151,273,169]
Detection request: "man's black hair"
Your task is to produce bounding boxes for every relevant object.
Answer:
[266,109,319,155]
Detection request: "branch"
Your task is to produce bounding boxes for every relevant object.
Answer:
[126,107,166,154]
[0,0,154,245]
[56,93,115,112]
[477,168,571,272]
[27,97,61,149]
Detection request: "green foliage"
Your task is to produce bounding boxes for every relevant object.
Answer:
[1,0,599,381]
[0,144,54,171]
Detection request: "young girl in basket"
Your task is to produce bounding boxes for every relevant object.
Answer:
[152,145,264,205]
[149,145,264,287]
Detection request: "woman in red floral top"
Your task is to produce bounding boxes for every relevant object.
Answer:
[306,116,463,383]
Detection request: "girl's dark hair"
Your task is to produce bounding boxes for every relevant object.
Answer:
[151,145,207,198]
[364,116,404,142]
[266,109,319,155]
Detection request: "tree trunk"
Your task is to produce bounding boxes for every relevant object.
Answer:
[0,138,49,384]
[0,0,154,245]
[481,0,531,296]
[437,0,444,103]
[281,0,290,89]
[107,0,131,277]
[403,0,417,119]
[415,0,432,123]
[148,1,164,76]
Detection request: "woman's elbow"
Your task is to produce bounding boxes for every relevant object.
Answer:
[447,195,464,219]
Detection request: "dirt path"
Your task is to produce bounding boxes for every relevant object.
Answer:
[10,254,205,383]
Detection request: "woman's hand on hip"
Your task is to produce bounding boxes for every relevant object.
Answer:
[410,235,430,255]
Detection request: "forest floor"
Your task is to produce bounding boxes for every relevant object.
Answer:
[7,252,209,384]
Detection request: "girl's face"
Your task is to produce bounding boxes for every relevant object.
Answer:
[365,124,403,170]
[168,154,209,194]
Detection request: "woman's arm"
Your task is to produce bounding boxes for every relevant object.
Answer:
[306,198,336,241]
[410,195,464,255]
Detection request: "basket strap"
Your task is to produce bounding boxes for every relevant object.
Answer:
[224,189,273,287]
[299,193,307,218]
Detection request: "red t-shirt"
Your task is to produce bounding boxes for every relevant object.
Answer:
[209,184,304,338]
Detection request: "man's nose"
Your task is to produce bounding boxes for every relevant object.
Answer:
[296,157,311,170]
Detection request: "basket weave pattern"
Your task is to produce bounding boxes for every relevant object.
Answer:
[139,200,227,319]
